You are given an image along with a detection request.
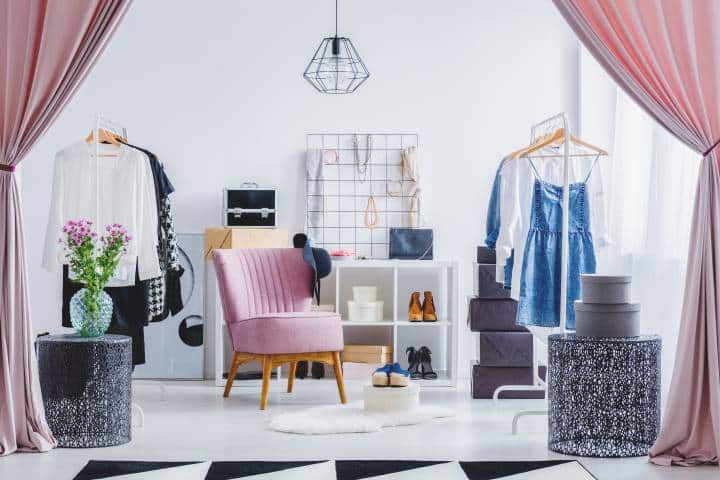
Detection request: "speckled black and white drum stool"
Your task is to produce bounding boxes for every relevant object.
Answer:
[37,334,132,447]
[547,334,661,457]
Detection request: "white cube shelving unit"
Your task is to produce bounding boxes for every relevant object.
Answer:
[211,258,459,389]
[332,259,459,388]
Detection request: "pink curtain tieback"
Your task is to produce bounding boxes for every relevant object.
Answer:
[703,138,720,157]
[0,164,16,173]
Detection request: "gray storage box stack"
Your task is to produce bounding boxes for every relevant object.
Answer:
[469,246,545,399]
[575,274,640,337]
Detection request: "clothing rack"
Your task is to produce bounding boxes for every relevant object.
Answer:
[89,113,153,428]
[305,133,419,259]
[90,114,126,234]
[492,113,573,433]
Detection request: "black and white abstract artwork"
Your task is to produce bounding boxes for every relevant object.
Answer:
[133,233,205,380]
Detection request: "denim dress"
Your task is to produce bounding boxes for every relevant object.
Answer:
[517,160,597,329]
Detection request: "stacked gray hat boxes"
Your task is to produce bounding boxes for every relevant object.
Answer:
[468,246,545,399]
[575,274,640,337]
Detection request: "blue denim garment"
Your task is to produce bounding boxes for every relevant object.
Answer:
[485,160,505,249]
[485,157,513,288]
[517,178,596,330]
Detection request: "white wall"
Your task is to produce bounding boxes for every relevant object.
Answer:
[21,0,579,378]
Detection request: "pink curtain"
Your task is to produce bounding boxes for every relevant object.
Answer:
[553,0,720,466]
[0,0,132,455]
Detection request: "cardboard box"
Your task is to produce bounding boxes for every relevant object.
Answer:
[474,263,511,299]
[341,345,393,364]
[342,362,379,381]
[471,364,547,399]
[477,331,533,367]
[468,297,526,332]
[204,227,288,260]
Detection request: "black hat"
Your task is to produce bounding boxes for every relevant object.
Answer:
[294,233,332,304]
[294,233,331,279]
[312,248,332,279]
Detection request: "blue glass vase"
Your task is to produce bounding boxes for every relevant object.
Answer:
[69,288,113,337]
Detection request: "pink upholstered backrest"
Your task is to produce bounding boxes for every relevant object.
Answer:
[212,248,313,329]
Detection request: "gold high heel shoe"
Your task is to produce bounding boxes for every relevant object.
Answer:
[422,291,437,322]
[408,292,423,322]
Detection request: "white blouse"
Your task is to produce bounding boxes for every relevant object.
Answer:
[495,153,609,299]
[43,141,160,286]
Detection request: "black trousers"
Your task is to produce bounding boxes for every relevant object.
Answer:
[62,266,149,366]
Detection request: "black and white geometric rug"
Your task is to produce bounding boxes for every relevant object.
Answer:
[73,460,596,479]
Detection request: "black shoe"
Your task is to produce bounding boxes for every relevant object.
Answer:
[406,347,422,380]
[296,361,308,379]
[311,361,325,379]
[418,346,437,380]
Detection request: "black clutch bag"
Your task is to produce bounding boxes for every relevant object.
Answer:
[389,228,433,260]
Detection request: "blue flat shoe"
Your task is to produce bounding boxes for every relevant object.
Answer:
[389,362,410,387]
[372,363,393,387]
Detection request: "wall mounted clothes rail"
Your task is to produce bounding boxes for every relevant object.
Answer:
[305,133,419,259]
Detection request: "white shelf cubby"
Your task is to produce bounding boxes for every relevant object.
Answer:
[210,258,459,389]
[330,259,459,388]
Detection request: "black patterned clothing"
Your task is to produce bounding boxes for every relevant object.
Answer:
[148,196,184,322]
[62,266,148,366]
[118,142,183,323]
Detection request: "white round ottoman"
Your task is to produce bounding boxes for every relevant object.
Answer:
[363,384,419,413]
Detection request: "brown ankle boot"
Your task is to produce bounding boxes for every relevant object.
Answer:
[422,291,437,321]
[408,292,422,322]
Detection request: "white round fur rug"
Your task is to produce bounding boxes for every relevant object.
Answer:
[269,401,454,435]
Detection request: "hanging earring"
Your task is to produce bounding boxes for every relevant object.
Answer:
[386,180,402,197]
[364,195,378,229]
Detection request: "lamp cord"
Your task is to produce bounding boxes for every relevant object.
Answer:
[335,0,338,37]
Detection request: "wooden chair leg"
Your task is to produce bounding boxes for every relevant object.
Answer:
[332,352,347,404]
[287,361,297,393]
[223,352,241,398]
[260,355,273,410]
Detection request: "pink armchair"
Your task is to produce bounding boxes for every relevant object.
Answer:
[212,248,346,409]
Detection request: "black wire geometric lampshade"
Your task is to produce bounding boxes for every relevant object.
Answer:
[303,0,369,94]
[303,36,370,94]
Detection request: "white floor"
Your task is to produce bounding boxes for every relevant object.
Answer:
[1,380,716,480]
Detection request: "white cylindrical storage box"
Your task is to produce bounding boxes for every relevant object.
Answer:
[352,286,378,303]
[574,301,641,337]
[581,274,632,304]
[347,300,384,322]
[363,384,420,413]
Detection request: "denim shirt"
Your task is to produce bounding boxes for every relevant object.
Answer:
[485,157,512,288]
[484,157,508,248]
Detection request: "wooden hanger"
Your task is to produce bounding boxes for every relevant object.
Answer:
[510,128,608,159]
[509,129,563,159]
[85,128,126,157]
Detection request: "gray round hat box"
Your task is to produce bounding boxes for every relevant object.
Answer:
[581,274,632,304]
[574,301,641,337]
[575,274,640,337]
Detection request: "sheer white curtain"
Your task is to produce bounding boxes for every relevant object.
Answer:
[581,47,701,398]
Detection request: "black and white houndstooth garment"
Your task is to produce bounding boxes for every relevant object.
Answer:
[148,197,182,321]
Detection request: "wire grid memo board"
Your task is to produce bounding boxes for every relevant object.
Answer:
[305,133,419,259]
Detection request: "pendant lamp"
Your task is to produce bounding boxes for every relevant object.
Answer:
[303,0,370,94]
